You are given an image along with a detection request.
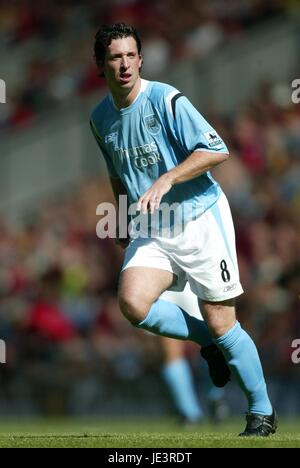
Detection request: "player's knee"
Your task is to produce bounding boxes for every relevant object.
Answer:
[202,299,236,338]
[118,293,149,325]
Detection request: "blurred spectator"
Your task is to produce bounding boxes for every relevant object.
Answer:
[0,0,290,132]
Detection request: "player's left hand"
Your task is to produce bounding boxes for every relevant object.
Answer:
[137,175,173,214]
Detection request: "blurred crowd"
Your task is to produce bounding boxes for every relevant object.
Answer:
[0,0,293,131]
[212,82,300,383]
[0,178,166,415]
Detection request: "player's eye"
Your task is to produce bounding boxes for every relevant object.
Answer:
[109,55,121,61]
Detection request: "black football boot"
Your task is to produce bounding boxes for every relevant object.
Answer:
[239,409,278,437]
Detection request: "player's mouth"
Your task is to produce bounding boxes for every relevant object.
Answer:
[119,73,132,84]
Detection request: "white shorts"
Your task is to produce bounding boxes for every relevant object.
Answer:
[160,283,203,319]
[122,192,244,302]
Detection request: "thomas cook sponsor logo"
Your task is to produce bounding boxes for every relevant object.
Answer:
[134,153,162,168]
[115,142,163,168]
[145,114,161,135]
[223,283,237,293]
[204,131,223,148]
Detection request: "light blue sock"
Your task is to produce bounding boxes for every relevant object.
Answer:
[135,299,213,347]
[215,321,272,415]
[162,358,203,422]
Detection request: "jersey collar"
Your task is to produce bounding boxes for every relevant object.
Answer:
[110,79,149,113]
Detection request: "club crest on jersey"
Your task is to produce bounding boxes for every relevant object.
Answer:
[145,114,161,135]
[204,131,222,148]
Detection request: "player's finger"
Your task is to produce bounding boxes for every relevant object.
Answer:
[137,190,150,211]
[137,197,144,212]
[141,198,150,214]
[154,196,161,210]
[149,199,156,214]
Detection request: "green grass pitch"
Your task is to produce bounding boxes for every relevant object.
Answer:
[0,417,299,448]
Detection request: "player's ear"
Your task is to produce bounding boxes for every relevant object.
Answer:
[139,54,143,72]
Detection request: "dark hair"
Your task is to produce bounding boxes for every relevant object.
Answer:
[94,23,142,69]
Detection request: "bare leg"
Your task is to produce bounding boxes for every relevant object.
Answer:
[160,337,184,363]
[118,266,175,323]
[200,298,236,338]
[118,267,213,346]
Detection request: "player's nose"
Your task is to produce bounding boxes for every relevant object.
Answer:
[120,56,129,69]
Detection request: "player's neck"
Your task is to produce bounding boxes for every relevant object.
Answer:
[111,77,141,110]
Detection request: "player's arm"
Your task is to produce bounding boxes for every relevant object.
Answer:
[137,151,228,214]
[110,176,127,203]
[90,119,130,247]
[163,149,229,185]
[138,92,229,214]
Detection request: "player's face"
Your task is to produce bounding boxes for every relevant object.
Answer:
[104,36,142,94]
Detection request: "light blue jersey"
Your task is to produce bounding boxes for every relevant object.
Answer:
[90,79,229,234]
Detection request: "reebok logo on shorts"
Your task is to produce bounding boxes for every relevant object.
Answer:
[223,283,237,293]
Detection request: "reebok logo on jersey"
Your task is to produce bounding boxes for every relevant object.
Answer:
[105,132,119,149]
[204,131,223,148]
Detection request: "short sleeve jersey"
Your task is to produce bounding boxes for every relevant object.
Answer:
[90,79,229,231]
